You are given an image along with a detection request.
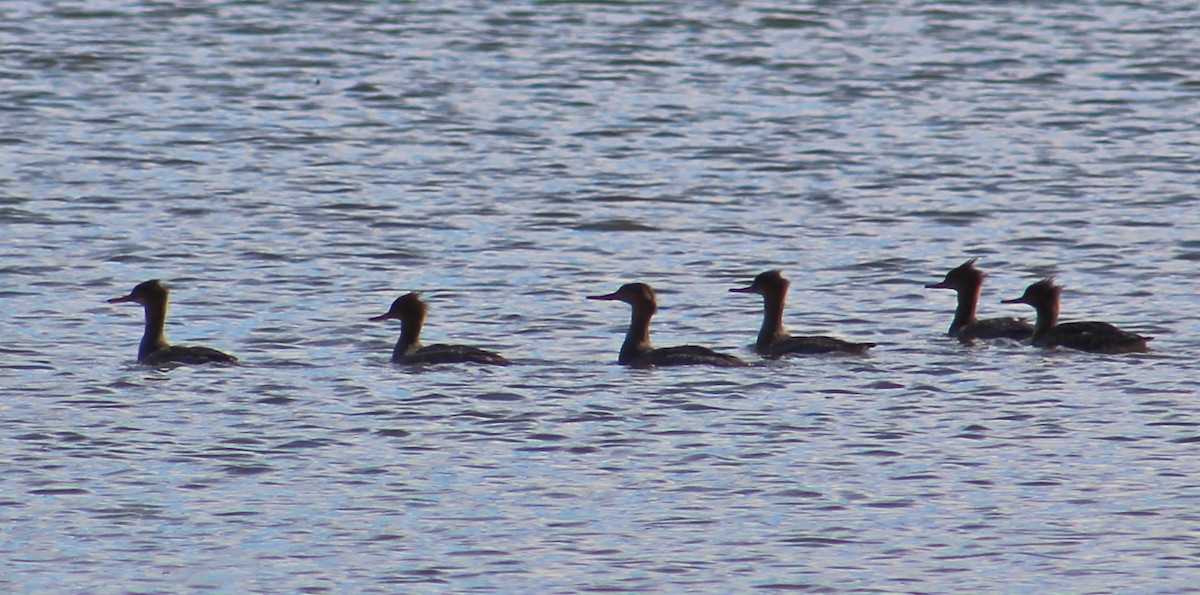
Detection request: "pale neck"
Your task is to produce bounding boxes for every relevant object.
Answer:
[138,300,170,361]
[1031,299,1059,341]
[949,284,981,334]
[394,315,425,360]
[756,289,789,352]
[618,305,654,365]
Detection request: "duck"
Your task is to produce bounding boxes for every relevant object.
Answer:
[370,292,510,365]
[730,270,875,357]
[588,282,747,367]
[1001,278,1152,353]
[926,258,1033,343]
[108,279,239,366]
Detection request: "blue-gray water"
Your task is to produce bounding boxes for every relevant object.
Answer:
[3,1,1199,592]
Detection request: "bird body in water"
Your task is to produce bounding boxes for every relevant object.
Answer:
[370,293,510,366]
[1002,278,1152,354]
[589,283,747,367]
[108,280,238,366]
[730,270,875,357]
[926,258,1033,343]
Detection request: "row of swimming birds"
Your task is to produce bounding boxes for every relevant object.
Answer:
[107,259,1154,368]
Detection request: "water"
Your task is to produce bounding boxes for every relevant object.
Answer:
[3,1,1199,592]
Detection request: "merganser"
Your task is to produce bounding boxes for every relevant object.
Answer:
[370,292,510,365]
[588,282,747,367]
[730,270,875,357]
[108,279,238,366]
[1001,278,1152,354]
[926,258,1033,343]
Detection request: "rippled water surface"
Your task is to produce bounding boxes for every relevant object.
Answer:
[3,1,1200,592]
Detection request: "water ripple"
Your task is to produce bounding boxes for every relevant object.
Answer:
[1,0,1198,592]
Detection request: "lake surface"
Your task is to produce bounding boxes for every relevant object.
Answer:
[3,1,1199,592]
